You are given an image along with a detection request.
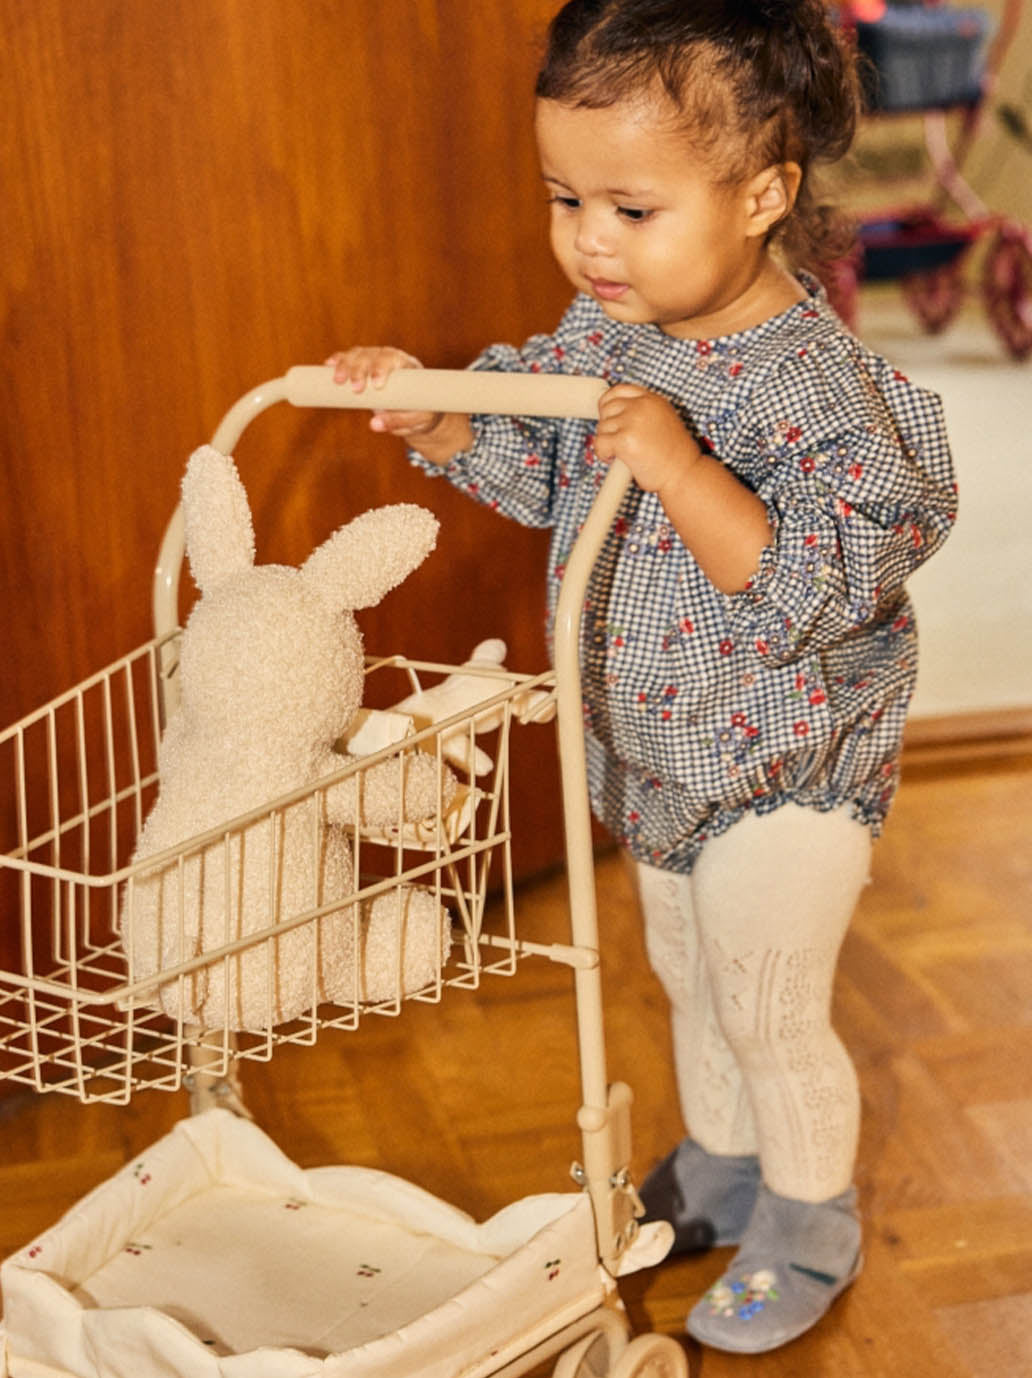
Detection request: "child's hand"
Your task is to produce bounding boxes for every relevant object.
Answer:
[594,384,702,494]
[324,346,443,437]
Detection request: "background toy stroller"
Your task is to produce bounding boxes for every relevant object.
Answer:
[0,368,690,1377]
[830,0,1032,358]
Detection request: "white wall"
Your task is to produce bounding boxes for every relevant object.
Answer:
[860,288,1032,720]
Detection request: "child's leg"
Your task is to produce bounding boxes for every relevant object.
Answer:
[684,802,870,1352]
[690,802,869,1202]
[636,861,758,1154]
[634,860,763,1249]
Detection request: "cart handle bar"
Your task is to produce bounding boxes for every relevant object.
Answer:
[153,366,631,1119]
[153,367,621,639]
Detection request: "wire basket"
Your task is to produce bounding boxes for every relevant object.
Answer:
[0,635,556,1104]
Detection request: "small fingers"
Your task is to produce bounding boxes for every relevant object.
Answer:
[591,425,620,463]
[369,409,442,436]
[323,348,438,433]
[325,346,422,391]
[595,407,625,436]
[597,386,648,426]
[603,383,649,396]
[324,347,371,388]
[601,383,650,406]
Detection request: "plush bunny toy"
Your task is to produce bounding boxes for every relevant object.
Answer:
[120,446,454,1031]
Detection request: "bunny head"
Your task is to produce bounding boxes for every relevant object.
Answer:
[178,446,439,750]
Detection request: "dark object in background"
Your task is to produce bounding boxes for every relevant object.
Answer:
[855,4,991,111]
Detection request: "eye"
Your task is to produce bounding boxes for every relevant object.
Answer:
[617,206,654,223]
[548,194,581,211]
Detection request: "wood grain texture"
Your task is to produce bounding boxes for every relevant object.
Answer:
[0,0,572,980]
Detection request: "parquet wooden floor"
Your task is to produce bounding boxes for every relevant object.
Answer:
[2,749,1030,1375]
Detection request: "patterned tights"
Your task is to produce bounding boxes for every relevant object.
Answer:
[635,803,871,1203]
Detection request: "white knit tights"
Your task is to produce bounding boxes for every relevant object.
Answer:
[635,803,871,1203]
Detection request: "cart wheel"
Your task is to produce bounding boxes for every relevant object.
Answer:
[609,1334,689,1378]
[901,261,966,335]
[553,1313,629,1378]
[982,222,1032,361]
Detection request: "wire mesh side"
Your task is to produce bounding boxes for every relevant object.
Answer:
[0,645,556,1103]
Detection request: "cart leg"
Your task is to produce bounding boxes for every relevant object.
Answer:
[185,1036,252,1118]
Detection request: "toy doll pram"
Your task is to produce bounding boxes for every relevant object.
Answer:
[830,0,1032,358]
[0,369,689,1378]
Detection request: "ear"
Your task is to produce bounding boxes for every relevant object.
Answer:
[743,162,802,238]
[302,504,439,611]
[182,446,256,593]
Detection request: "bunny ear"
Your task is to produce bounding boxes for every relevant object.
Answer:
[182,446,256,593]
[302,504,439,611]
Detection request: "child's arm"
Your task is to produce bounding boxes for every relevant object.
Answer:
[593,383,772,594]
[326,338,568,531]
[326,347,473,465]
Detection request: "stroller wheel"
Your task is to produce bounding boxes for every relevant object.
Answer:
[901,260,966,335]
[553,1310,630,1378]
[609,1334,690,1378]
[982,221,1032,361]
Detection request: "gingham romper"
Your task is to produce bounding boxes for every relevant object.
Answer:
[411,277,956,871]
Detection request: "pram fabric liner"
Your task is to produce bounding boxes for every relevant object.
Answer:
[1,1110,620,1378]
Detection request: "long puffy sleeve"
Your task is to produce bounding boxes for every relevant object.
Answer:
[409,295,608,529]
[723,339,957,666]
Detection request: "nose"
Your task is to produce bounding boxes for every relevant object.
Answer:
[573,204,614,257]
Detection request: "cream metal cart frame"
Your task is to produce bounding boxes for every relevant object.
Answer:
[0,370,687,1378]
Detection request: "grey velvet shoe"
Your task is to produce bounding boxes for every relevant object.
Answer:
[639,1137,762,1254]
[685,1183,862,1353]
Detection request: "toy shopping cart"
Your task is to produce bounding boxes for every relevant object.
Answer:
[0,370,688,1378]
[830,0,1032,358]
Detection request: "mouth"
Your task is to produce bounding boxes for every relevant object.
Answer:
[587,276,630,302]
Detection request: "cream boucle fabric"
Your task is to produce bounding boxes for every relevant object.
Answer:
[119,446,453,1030]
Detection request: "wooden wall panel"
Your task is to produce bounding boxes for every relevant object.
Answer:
[0,2,577,1003]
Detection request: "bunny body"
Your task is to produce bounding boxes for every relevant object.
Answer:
[120,447,452,1030]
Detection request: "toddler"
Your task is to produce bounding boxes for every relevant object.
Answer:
[327,0,956,1354]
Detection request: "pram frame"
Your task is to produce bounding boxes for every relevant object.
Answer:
[1,370,687,1376]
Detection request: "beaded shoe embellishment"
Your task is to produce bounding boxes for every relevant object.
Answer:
[703,1268,780,1321]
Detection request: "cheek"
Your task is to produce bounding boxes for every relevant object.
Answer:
[549,214,577,264]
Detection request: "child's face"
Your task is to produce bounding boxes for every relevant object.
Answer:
[535,95,769,340]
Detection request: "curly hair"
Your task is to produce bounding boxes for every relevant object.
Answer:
[535,0,861,266]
